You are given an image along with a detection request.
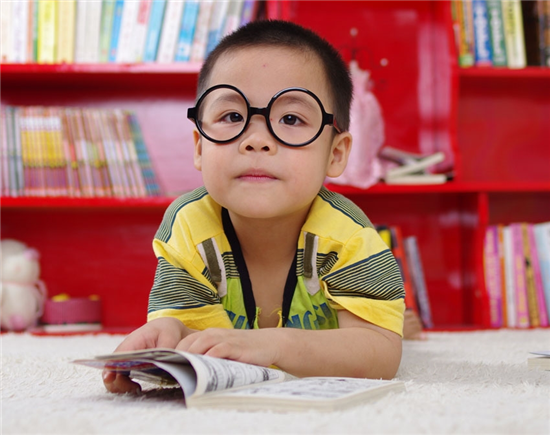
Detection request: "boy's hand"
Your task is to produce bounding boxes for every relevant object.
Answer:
[103,317,195,394]
[175,328,280,368]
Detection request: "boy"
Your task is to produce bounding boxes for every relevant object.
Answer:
[104,20,405,394]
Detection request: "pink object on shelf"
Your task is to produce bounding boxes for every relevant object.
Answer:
[42,297,101,325]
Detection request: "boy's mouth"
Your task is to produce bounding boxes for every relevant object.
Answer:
[237,170,278,181]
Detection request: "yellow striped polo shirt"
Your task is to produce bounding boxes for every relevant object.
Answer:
[147,186,405,336]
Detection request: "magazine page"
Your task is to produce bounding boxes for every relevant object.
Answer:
[74,348,289,398]
[182,352,290,398]
[188,377,406,411]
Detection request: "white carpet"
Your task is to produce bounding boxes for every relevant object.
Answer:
[2,329,550,435]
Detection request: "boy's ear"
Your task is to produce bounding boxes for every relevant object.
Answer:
[326,131,352,178]
[193,130,203,171]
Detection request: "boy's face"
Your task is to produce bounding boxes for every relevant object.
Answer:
[193,46,351,221]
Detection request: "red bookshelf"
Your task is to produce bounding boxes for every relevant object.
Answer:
[2,1,549,330]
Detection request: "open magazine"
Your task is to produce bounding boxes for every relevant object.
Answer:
[74,348,406,411]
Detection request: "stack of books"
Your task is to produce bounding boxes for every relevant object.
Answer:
[483,222,550,328]
[0,0,259,65]
[1,106,161,198]
[451,0,550,68]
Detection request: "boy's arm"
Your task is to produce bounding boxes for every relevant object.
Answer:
[175,310,402,380]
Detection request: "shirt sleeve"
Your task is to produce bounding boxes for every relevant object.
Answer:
[147,229,233,330]
[320,227,406,336]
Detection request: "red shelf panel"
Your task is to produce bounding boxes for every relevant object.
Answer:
[3,181,550,210]
[458,66,550,79]
[0,63,201,91]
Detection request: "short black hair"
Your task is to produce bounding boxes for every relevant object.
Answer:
[197,19,353,132]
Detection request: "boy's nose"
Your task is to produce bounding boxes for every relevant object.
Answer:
[238,118,277,154]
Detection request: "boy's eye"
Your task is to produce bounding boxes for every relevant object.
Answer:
[221,112,244,123]
[280,114,304,126]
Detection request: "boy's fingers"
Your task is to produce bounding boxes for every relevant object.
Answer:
[102,370,142,394]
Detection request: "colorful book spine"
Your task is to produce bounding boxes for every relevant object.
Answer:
[116,0,140,63]
[85,1,103,63]
[527,223,548,327]
[156,0,185,63]
[455,0,475,67]
[404,236,433,328]
[222,0,244,38]
[142,0,166,62]
[533,222,550,321]
[12,107,24,196]
[119,110,147,197]
[37,0,57,64]
[29,0,38,62]
[59,109,80,197]
[502,0,526,68]
[174,0,200,62]
[541,0,550,67]
[56,0,76,64]
[99,0,116,62]
[496,225,508,326]
[486,0,507,66]
[472,0,492,66]
[74,0,88,63]
[502,226,517,327]
[483,226,502,327]
[190,1,214,62]
[1,0,12,62]
[205,1,230,56]
[131,0,153,62]
[510,223,529,327]
[126,112,161,196]
[11,0,29,63]
[390,226,419,315]
[240,0,258,26]
[0,107,9,196]
[108,0,125,63]
[521,223,540,327]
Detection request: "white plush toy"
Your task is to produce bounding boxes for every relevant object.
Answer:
[0,239,47,331]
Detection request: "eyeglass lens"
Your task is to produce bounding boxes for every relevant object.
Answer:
[196,87,324,146]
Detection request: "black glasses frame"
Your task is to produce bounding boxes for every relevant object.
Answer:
[187,84,342,147]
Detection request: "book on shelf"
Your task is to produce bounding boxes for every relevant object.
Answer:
[37,0,57,64]
[528,351,550,371]
[73,348,406,411]
[174,1,200,63]
[131,0,153,63]
[142,0,166,62]
[115,0,140,63]
[484,222,550,329]
[404,236,433,328]
[156,0,185,63]
[533,222,550,320]
[0,105,161,199]
[452,0,475,67]
[388,226,420,315]
[486,0,508,66]
[452,0,550,68]
[190,1,215,63]
[502,0,527,68]
[0,0,260,66]
[99,0,116,63]
[483,225,503,327]
[472,0,493,66]
[379,147,447,185]
[205,1,230,57]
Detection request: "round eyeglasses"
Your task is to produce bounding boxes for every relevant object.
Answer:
[187,84,341,147]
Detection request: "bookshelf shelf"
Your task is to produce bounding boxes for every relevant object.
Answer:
[2,1,548,330]
[458,66,550,79]
[0,196,175,210]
